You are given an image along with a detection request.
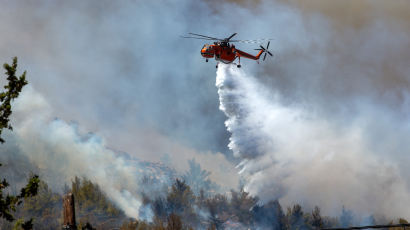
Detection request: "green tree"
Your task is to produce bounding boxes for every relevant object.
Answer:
[20,181,61,229]
[71,176,123,221]
[229,189,258,226]
[0,57,39,229]
[0,57,27,143]
[166,179,197,226]
[311,206,323,229]
[287,204,308,230]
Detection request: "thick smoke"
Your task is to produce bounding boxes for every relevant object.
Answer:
[1,84,239,219]
[0,0,240,211]
[216,64,410,218]
[8,86,143,218]
[0,0,231,159]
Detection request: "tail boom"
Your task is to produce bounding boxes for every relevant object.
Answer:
[236,49,264,60]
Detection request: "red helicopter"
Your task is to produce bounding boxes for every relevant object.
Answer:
[182,33,273,68]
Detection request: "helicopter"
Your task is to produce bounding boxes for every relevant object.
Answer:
[182,32,273,68]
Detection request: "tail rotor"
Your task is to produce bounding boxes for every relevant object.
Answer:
[255,41,273,61]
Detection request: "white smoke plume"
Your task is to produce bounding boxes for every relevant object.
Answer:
[216,64,410,218]
[10,86,143,218]
[4,84,239,220]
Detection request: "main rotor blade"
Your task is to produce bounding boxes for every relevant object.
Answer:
[180,36,217,40]
[227,33,237,40]
[263,53,267,61]
[266,41,270,49]
[188,33,221,40]
[260,45,265,50]
[230,38,273,44]
[267,51,273,56]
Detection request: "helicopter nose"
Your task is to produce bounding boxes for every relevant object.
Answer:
[201,49,214,58]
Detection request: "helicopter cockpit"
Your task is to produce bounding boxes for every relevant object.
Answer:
[201,44,214,58]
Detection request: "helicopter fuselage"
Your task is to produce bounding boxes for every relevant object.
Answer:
[200,42,263,65]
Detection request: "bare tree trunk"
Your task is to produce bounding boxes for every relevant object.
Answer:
[62,193,77,230]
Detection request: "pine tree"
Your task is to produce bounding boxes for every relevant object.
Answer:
[0,57,39,229]
[229,189,258,226]
[166,179,197,225]
[287,204,306,230]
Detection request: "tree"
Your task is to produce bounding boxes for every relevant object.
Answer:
[204,194,228,229]
[229,189,258,226]
[311,206,323,229]
[71,177,124,218]
[287,204,309,230]
[252,200,286,230]
[166,179,197,226]
[389,218,408,230]
[0,57,27,143]
[182,159,219,196]
[166,214,182,230]
[148,196,167,221]
[0,57,39,229]
[19,181,61,229]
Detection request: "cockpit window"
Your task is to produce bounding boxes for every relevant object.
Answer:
[202,44,211,52]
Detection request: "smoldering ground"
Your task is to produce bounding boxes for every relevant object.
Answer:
[1,0,410,220]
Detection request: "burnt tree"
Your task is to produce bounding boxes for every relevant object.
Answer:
[62,193,77,230]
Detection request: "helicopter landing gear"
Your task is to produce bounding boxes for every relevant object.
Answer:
[206,59,208,62]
